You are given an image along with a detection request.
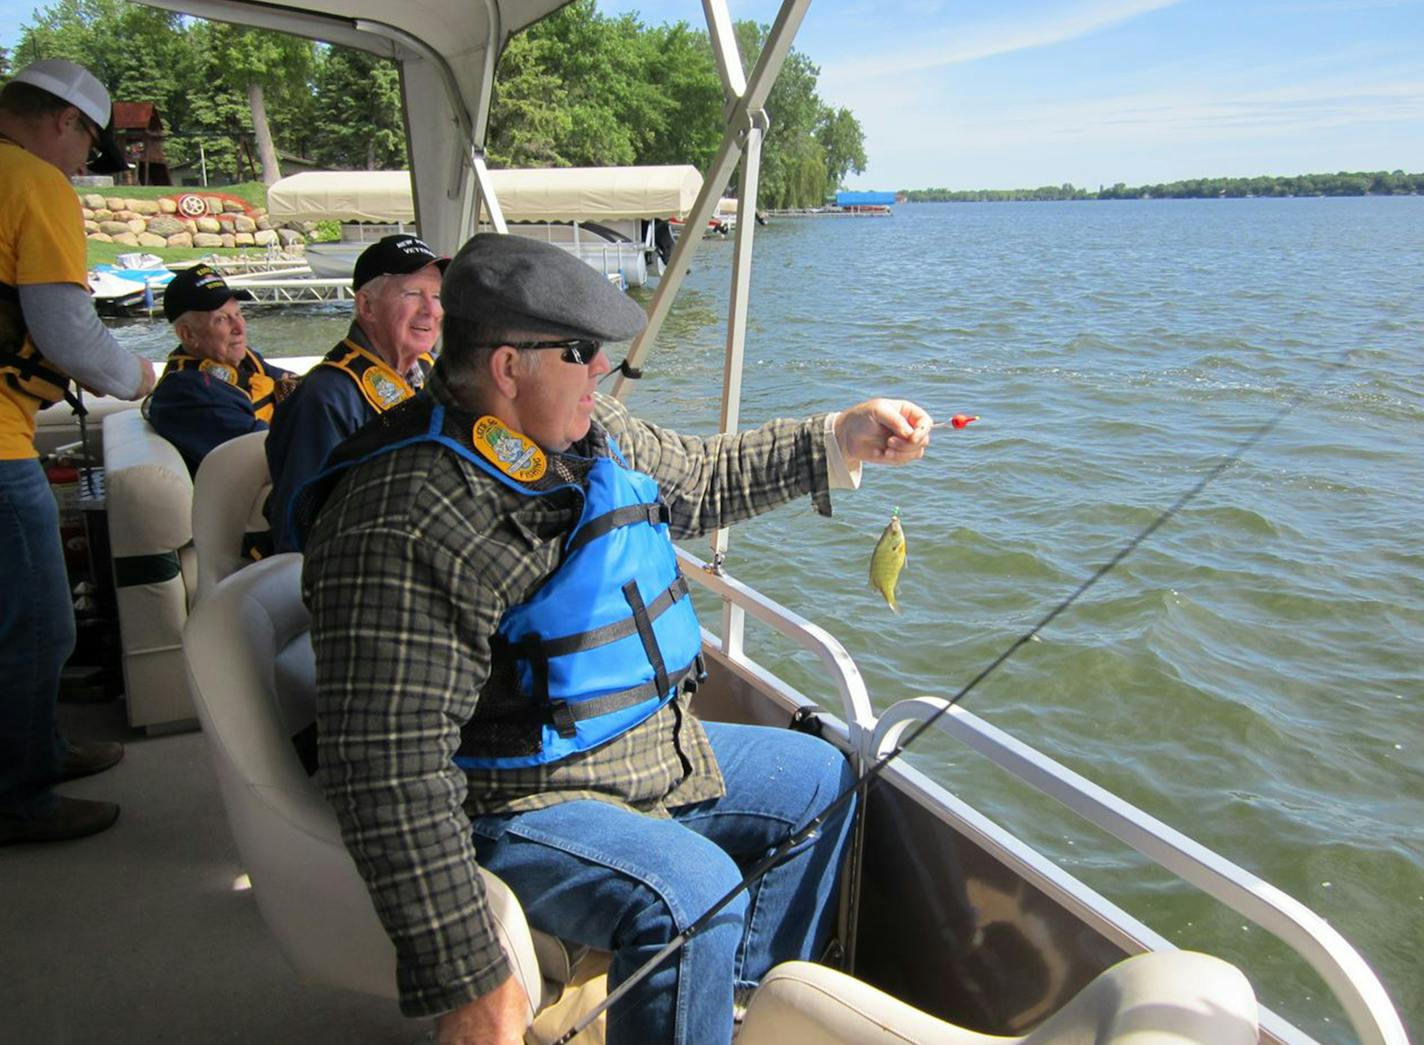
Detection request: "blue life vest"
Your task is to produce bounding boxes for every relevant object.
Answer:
[296,401,705,770]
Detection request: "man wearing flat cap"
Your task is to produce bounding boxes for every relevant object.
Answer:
[145,264,297,474]
[264,233,446,551]
[1,60,157,846]
[299,233,935,1045]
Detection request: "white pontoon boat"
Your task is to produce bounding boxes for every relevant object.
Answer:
[9,2,1410,1044]
[270,165,702,287]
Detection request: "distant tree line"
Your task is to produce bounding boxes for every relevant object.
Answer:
[5,0,865,206]
[904,171,1424,202]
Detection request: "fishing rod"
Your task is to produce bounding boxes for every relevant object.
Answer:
[550,361,1344,1044]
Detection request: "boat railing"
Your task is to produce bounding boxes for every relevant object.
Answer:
[870,698,1409,1045]
[675,547,877,742]
[675,546,1405,1045]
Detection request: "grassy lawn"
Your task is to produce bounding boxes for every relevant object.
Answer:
[76,180,269,209]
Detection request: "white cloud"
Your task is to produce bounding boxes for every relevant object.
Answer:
[822,0,1184,86]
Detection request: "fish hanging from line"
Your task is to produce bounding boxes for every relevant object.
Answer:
[869,508,907,613]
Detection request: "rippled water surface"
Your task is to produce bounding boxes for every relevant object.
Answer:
[112,198,1422,1041]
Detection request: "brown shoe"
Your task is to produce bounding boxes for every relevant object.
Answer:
[61,740,125,781]
[0,796,120,845]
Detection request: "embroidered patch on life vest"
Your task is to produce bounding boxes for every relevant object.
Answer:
[361,367,409,410]
[472,416,546,482]
[199,359,238,385]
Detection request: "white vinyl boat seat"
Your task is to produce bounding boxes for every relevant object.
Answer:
[182,553,609,1039]
[737,951,1258,1045]
[100,407,198,730]
[191,429,273,604]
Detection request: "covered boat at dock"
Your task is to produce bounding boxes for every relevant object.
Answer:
[269,165,703,287]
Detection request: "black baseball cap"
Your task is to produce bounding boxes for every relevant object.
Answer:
[163,263,252,323]
[352,234,449,292]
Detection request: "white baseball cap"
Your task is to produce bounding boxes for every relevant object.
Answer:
[10,58,128,174]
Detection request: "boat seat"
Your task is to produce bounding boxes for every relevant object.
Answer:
[737,951,1258,1045]
[183,553,608,1039]
[191,429,272,604]
[101,407,198,730]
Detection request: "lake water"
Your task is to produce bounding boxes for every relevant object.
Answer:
[109,198,1423,1041]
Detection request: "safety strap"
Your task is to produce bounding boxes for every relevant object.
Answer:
[564,500,669,557]
[624,579,669,701]
[546,655,705,740]
[507,575,690,663]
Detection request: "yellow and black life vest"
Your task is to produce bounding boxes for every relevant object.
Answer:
[317,339,432,414]
[0,280,82,413]
[158,347,280,422]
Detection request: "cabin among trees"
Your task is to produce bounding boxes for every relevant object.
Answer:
[112,101,171,186]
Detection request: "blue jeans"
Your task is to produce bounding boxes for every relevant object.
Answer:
[470,721,856,1045]
[0,458,75,816]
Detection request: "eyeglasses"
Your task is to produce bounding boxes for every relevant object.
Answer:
[476,339,604,365]
[78,117,103,166]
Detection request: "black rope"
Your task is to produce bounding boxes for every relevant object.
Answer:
[549,358,1349,1044]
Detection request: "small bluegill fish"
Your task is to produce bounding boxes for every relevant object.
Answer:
[869,508,907,613]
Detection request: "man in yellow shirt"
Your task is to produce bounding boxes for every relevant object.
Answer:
[1,60,157,845]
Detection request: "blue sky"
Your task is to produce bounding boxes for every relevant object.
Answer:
[5,0,1421,189]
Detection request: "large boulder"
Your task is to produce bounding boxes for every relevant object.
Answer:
[82,193,106,209]
[91,208,114,222]
[192,232,224,248]
[165,232,195,249]
[103,195,126,210]
[203,196,225,215]
[111,232,141,247]
[125,218,147,235]
[232,232,256,247]
[253,229,279,246]
[219,233,236,248]
[87,232,114,243]
[158,197,178,214]
[145,215,187,237]
[222,199,246,213]
[195,216,222,234]
[136,232,168,248]
[232,215,257,233]
[98,221,132,236]
[127,199,161,215]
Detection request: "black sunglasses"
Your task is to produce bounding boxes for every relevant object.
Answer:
[476,339,603,365]
[79,117,103,166]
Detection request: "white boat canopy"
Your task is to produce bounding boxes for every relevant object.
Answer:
[267,166,704,225]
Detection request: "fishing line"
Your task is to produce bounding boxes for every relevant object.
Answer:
[551,359,1345,1044]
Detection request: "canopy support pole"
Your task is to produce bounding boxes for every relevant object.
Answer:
[610,0,811,405]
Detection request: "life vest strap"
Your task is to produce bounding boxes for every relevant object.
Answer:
[623,579,670,702]
[507,574,690,662]
[546,657,703,740]
[564,500,670,556]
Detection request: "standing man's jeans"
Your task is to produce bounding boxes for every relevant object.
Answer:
[471,722,857,1045]
[0,459,74,816]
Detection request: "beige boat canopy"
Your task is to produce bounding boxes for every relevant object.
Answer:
[268,166,703,224]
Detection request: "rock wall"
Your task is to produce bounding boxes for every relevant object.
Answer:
[77,191,308,253]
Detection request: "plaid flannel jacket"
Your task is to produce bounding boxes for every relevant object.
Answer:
[302,375,835,1016]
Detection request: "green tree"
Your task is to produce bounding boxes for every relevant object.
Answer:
[817,106,866,197]
[310,46,406,169]
[201,22,314,185]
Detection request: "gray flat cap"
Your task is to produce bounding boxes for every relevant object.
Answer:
[442,233,648,342]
